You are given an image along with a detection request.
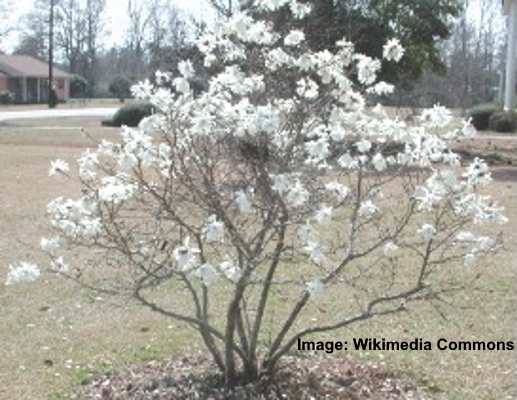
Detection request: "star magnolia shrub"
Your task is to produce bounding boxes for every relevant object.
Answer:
[8,0,507,387]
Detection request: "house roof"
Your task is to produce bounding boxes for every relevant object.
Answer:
[0,55,71,78]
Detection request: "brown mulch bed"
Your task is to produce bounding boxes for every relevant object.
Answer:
[83,353,429,400]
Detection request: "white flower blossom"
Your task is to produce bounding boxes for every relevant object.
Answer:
[178,60,195,79]
[98,175,136,204]
[461,119,477,138]
[49,160,69,177]
[6,262,41,285]
[220,260,242,282]
[196,263,219,286]
[372,153,387,171]
[303,240,325,265]
[463,158,491,186]
[286,180,309,206]
[355,55,380,85]
[356,139,372,153]
[235,190,252,213]
[203,215,225,243]
[383,241,399,257]
[314,205,333,224]
[456,231,476,243]
[418,224,436,241]
[419,105,452,128]
[367,82,395,96]
[383,39,405,62]
[358,200,378,217]
[173,237,200,272]
[306,279,325,297]
[78,150,98,180]
[325,182,349,200]
[51,256,69,272]
[174,77,191,94]
[40,236,61,255]
[284,30,305,46]
[296,78,319,99]
[155,70,172,85]
[338,153,359,169]
[298,222,315,243]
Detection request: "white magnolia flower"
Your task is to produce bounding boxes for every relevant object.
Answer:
[383,39,405,62]
[98,175,136,204]
[314,205,333,224]
[463,158,491,186]
[356,55,381,85]
[155,70,172,85]
[78,150,98,180]
[178,60,195,79]
[298,222,315,244]
[296,78,319,99]
[419,105,452,128]
[174,77,190,94]
[40,236,61,255]
[418,224,436,241]
[271,173,291,194]
[338,153,359,169]
[413,186,442,212]
[325,182,349,200]
[367,82,395,96]
[305,137,330,162]
[196,263,219,286]
[358,200,378,217]
[461,119,477,138]
[372,153,387,171]
[303,240,325,265]
[356,139,372,153]
[286,180,309,207]
[284,30,305,46]
[51,256,69,272]
[203,215,225,243]
[306,279,325,297]
[131,79,154,99]
[235,190,252,213]
[383,241,399,257]
[220,260,242,283]
[5,262,41,285]
[289,0,312,18]
[173,237,200,272]
[456,231,476,243]
[475,236,496,252]
[49,159,69,177]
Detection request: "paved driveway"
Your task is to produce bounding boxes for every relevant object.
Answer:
[0,108,118,122]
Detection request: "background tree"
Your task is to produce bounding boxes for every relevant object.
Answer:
[109,75,132,102]
[15,0,51,60]
[0,0,13,41]
[249,0,462,85]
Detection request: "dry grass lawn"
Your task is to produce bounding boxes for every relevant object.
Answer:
[0,118,515,399]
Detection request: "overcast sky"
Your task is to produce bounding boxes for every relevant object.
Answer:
[1,0,216,53]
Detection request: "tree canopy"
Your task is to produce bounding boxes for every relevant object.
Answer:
[264,0,461,85]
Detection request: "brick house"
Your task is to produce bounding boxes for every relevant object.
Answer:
[0,55,71,103]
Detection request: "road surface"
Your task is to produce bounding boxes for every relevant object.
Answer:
[0,108,118,122]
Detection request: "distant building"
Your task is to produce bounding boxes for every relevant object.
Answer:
[0,55,71,103]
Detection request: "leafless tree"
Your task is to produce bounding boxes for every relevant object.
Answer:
[0,0,13,41]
